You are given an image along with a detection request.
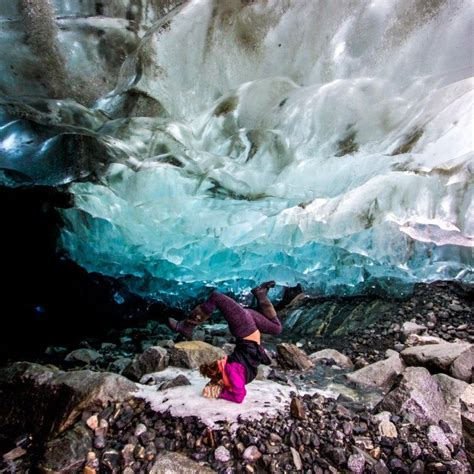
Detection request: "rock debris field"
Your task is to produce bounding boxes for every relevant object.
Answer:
[0,281,473,473]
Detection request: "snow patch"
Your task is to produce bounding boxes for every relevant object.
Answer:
[136,367,332,428]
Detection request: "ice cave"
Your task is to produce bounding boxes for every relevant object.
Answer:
[0,1,473,472]
[0,0,472,304]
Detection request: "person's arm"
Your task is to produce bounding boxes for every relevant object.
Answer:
[219,362,247,403]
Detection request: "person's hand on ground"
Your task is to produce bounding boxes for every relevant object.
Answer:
[202,383,222,399]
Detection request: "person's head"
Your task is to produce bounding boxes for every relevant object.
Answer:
[199,360,222,384]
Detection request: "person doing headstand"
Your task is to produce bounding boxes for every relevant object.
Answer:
[167,281,281,403]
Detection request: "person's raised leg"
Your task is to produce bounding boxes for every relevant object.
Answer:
[200,292,258,339]
[246,308,282,335]
[167,305,211,339]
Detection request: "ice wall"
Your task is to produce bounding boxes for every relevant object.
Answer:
[0,0,473,303]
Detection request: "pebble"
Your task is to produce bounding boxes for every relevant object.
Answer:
[347,453,365,473]
[215,446,231,463]
[290,446,303,470]
[378,419,398,438]
[243,446,262,463]
[86,415,99,431]
[290,397,306,420]
[134,423,147,437]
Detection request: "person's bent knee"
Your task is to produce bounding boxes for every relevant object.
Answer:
[269,320,283,335]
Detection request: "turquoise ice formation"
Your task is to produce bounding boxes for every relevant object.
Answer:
[0,0,472,303]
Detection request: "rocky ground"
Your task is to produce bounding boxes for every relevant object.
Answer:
[0,281,472,473]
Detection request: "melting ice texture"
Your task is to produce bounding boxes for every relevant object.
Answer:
[1,0,473,302]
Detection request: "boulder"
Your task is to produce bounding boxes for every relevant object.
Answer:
[276,343,314,371]
[309,349,353,369]
[461,395,474,466]
[108,357,133,374]
[433,373,471,434]
[158,375,191,391]
[379,367,445,426]
[64,349,103,364]
[123,346,169,381]
[149,452,215,473]
[169,341,225,369]
[401,322,427,340]
[0,362,136,441]
[427,425,453,460]
[400,342,471,372]
[155,339,175,349]
[345,354,405,392]
[450,346,473,382]
[37,423,91,473]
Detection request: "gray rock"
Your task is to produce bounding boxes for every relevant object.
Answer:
[149,452,215,473]
[155,339,175,349]
[169,341,225,369]
[461,397,474,467]
[276,343,314,371]
[345,353,405,392]
[255,365,272,381]
[309,349,353,369]
[108,357,133,374]
[373,460,390,474]
[222,343,236,355]
[100,342,117,351]
[427,425,453,460]
[410,460,425,473]
[38,423,92,472]
[243,445,262,463]
[407,442,421,460]
[158,375,191,391]
[290,446,302,471]
[405,334,444,347]
[0,362,136,441]
[379,367,445,426]
[44,346,68,356]
[134,423,147,437]
[347,453,366,473]
[140,340,154,352]
[214,446,231,463]
[450,346,473,382]
[374,412,398,438]
[123,346,169,381]
[401,321,427,340]
[433,373,471,434]
[400,341,471,372]
[202,323,230,337]
[65,349,103,364]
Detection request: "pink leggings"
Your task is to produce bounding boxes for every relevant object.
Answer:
[200,292,282,338]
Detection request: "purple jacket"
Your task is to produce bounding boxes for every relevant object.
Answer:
[219,362,247,403]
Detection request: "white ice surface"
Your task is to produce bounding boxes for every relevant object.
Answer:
[135,367,332,428]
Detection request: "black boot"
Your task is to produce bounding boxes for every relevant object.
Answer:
[167,305,211,339]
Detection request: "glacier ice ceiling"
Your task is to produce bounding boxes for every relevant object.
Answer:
[0,0,473,303]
